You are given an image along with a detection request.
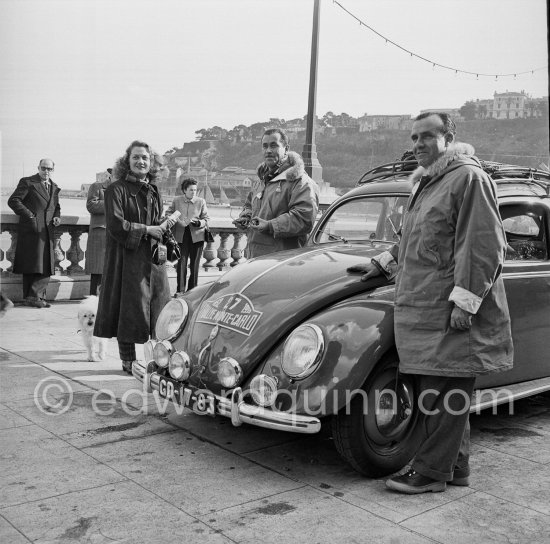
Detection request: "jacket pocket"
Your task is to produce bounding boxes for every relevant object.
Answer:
[418,239,443,268]
[418,224,452,270]
[22,216,38,233]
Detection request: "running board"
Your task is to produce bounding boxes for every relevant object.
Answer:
[471,377,550,413]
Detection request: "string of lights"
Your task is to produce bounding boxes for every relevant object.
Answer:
[332,0,547,80]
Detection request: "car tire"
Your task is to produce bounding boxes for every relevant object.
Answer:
[331,351,422,477]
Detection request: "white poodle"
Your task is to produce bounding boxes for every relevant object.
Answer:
[77,296,107,361]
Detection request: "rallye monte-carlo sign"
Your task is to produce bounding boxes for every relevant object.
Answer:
[196,294,262,336]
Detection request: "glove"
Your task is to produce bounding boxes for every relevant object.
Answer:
[190,219,200,227]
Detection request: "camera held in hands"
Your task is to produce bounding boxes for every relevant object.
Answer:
[232,217,250,229]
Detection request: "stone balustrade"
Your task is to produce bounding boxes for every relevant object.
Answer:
[0,213,247,302]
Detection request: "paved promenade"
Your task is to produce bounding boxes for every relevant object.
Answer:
[1,301,549,543]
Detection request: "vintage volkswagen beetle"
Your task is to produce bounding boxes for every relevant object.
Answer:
[132,160,550,477]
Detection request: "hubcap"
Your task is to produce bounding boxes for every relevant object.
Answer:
[363,369,415,446]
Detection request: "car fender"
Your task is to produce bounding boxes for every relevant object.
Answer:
[257,290,396,417]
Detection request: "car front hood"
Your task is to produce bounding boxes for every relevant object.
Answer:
[184,243,392,388]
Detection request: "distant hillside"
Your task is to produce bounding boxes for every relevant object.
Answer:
[207,117,549,190]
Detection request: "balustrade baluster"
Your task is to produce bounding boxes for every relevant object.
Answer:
[66,227,86,274]
[53,228,65,275]
[4,226,18,274]
[230,232,247,267]
[202,231,218,271]
[217,232,232,270]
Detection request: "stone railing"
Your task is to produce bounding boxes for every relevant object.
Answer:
[0,213,247,301]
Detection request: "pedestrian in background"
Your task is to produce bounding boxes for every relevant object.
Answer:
[167,177,209,293]
[94,141,176,374]
[8,158,61,308]
[235,128,319,259]
[348,112,513,494]
[85,167,112,295]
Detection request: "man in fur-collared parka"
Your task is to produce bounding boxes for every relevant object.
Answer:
[348,112,513,495]
[235,128,319,259]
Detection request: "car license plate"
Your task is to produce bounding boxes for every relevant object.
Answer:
[158,376,216,416]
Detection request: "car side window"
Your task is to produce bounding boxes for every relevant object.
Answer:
[500,203,548,261]
[314,196,407,244]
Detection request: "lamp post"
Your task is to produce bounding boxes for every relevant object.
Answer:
[302,0,323,183]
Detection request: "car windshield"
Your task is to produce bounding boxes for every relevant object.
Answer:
[313,195,409,244]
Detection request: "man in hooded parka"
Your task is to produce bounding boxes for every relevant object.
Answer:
[348,112,513,494]
[235,128,319,259]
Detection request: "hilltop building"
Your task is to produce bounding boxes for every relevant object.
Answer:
[475,91,547,119]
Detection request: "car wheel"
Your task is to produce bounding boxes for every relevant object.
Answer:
[331,351,422,477]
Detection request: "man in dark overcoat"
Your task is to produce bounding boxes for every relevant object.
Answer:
[85,168,112,295]
[8,158,61,308]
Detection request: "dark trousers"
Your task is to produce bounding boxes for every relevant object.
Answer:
[22,273,50,300]
[411,375,476,482]
[118,341,136,362]
[177,228,204,292]
[90,274,102,296]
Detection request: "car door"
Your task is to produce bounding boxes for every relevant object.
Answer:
[477,197,550,388]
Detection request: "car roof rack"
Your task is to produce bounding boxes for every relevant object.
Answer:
[480,161,550,195]
[356,160,418,186]
[356,159,550,195]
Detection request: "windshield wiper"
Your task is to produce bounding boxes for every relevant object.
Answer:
[387,216,401,240]
[327,233,349,243]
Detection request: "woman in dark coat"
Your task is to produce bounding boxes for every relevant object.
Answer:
[94,141,176,373]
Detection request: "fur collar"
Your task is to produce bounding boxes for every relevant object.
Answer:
[257,151,306,183]
[409,142,476,183]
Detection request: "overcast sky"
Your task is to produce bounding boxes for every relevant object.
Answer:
[0,0,548,189]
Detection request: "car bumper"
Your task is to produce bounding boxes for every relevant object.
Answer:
[132,360,321,434]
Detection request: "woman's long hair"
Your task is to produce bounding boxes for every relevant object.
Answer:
[112,140,164,183]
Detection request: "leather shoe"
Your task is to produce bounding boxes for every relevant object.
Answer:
[25,297,44,308]
[386,469,446,494]
[449,466,470,486]
[121,360,134,374]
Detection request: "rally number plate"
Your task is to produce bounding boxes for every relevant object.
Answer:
[158,376,216,416]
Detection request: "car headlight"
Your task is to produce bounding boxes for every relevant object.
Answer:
[169,351,191,381]
[217,357,243,388]
[153,340,172,368]
[144,339,156,362]
[281,324,324,379]
[249,374,278,407]
[155,299,189,341]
